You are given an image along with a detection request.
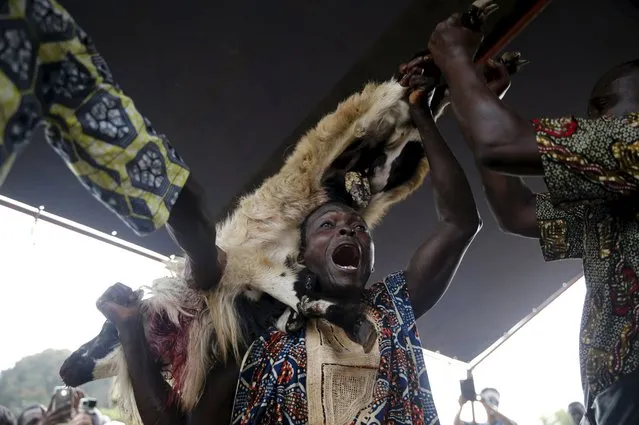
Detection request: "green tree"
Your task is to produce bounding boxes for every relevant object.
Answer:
[0,350,114,416]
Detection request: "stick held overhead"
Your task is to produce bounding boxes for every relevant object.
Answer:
[215,0,555,222]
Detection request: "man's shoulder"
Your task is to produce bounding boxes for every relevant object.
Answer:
[363,270,418,328]
[363,271,408,300]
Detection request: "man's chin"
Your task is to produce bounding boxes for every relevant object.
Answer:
[326,271,366,299]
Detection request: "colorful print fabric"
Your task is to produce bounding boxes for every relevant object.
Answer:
[232,271,440,425]
[0,0,190,235]
[534,113,639,400]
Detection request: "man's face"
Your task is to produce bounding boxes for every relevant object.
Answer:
[588,70,639,118]
[480,389,500,411]
[302,203,374,299]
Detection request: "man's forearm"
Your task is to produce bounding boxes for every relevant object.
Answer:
[167,176,224,291]
[411,106,479,232]
[119,321,185,425]
[478,167,540,238]
[441,58,542,175]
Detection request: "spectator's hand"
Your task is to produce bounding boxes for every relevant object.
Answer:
[70,413,93,425]
[72,390,85,410]
[40,403,73,425]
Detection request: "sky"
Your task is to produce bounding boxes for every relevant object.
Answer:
[0,197,170,373]
[0,197,584,424]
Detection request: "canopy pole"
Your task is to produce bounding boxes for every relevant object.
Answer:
[468,273,583,371]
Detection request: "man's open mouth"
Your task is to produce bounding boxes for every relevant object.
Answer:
[331,244,360,271]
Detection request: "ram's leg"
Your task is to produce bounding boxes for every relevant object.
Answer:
[297,296,377,353]
[60,320,121,386]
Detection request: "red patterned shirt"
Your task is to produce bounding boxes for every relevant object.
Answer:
[533,113,639,403]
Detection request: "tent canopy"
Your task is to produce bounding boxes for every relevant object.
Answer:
[3,0,638,361]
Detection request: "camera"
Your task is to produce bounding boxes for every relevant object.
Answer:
[79,397,98,415]
[51,386,74,412]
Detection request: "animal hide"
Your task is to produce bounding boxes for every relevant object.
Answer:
[62,79,428,425]
[61,3,525,422]
[210,79,427,362]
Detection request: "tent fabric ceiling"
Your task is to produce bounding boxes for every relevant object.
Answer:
[3,0,638,361]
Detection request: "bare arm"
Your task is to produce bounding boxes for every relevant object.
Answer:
[166,176,226,291]
[445,60,540,239]
[429,13,639,206]
[118,319,185,425]
[186,362,240,425]
[426,15,541,176]
[405,89,481,319]
[479,168,539,238]
[97,283,240,425]
[453,406,465,425]
[439,56,541,176]
[97,286,184,425]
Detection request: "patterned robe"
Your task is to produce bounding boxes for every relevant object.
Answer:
[534,113,639,403]
[0,0,190,235]
[232,271,440,425]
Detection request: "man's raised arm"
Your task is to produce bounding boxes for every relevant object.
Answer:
[427,14,639,206]
[403,73,481,320]
[0,0,225,291]
[166,176,225,291]
[96,284,185,425]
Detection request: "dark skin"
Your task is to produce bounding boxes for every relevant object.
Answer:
[165,176,226,291]
[427,13,639,237]
[95,63,498,424]
[428,13,542,176]
[31,390,85,425]
[428,14,639,177]
[453,398,517,425]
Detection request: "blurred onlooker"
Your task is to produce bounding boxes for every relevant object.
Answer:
[0,405,16,425]
[73,402,110,425]
[479,388,517,425]
[16,405,46,425]
[455,388,518,425]
[70,413,92,425]
[568,402,590,425]
[14,388,111,425]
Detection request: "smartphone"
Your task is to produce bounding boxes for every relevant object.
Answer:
[460,377,477,402]
[79,397,97,414]
[51,386,74,413]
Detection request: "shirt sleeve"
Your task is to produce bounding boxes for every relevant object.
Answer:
[0,0,190,236]
[536,192,585,261]
[383,271,417,332]
[533,113,639,206]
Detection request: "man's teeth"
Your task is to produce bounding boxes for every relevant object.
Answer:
[337,265,357,270]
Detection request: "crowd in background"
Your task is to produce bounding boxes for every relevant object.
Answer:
[0,388,119,425]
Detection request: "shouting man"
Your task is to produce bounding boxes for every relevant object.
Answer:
[91,55,510,424]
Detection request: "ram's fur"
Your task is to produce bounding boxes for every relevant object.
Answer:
[61,79,428,425]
